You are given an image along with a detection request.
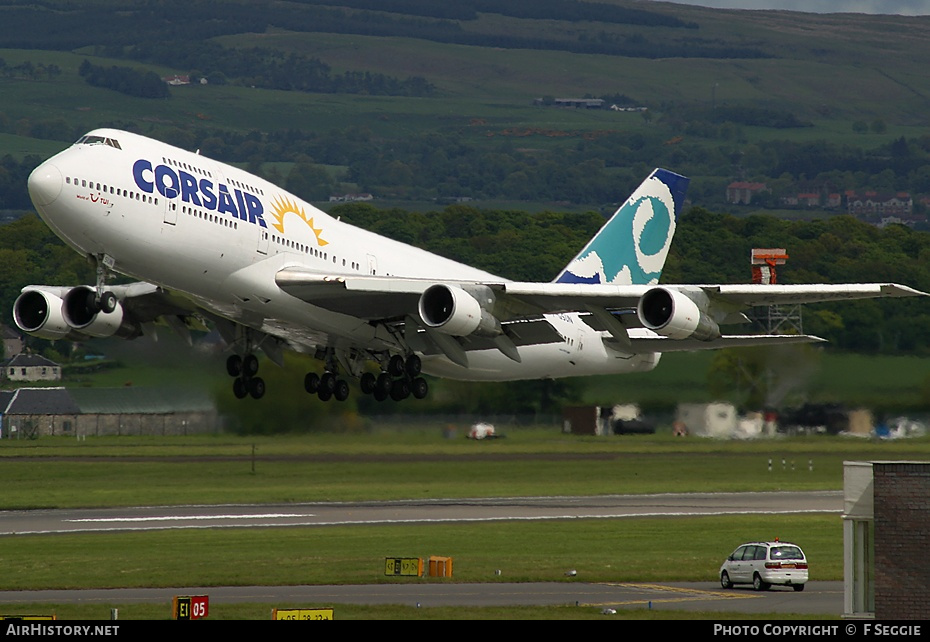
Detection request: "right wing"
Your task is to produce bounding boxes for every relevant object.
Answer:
[275,268,925,362]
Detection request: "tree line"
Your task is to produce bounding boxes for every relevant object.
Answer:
[4,202,928,357]
[9,112,930,218]
[9,117,930,218]
[0,57,60,81]
[0,1,761,65]
[78,60,170,99]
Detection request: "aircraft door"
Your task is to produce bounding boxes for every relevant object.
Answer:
[257,229,269,255]
[163,184,179,225]
[367,254,378,275]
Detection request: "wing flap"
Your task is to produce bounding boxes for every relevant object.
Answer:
[704,283,925,306]
[275,269,433,319]
[625,333,825,353]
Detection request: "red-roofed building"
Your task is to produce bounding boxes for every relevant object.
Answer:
[726,181,768,205]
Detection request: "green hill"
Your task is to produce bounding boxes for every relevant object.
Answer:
[3,2,930,210]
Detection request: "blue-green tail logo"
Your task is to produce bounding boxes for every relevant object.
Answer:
[554,169,688,285]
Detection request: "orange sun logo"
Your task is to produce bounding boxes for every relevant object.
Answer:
[269,195,328,246]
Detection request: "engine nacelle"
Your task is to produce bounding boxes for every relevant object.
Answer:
[13,289,71,340]
[418,284,502,337]
[62,286,125,338]
[637,287,720,341]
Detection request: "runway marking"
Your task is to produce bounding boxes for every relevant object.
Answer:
[0,507,841,537]
[66,513,315,523]
[607,582,759,599]
[580,582,761,607]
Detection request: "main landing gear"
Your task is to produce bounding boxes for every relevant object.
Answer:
[302,348,350,402]
[304,353,428,403]
[303,370,350,402]
[356,354,428,402]
[228,350,429,403]
[227,353,265,400]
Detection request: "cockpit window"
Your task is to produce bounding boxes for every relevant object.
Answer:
[74,135,121,149]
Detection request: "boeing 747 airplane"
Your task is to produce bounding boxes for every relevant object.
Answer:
[17,129,925,402]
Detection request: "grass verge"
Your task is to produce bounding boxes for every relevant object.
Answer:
[0,515,839,590]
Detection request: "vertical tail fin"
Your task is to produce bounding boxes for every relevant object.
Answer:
[553,168,689,286]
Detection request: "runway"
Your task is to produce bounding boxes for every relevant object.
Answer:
[0,582,844,615]
[0,490,842,536]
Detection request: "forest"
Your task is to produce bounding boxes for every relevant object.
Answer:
[78,60,170,100]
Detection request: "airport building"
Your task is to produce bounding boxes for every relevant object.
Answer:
[844,461,930,620]
[0,387,219,438]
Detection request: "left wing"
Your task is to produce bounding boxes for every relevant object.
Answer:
[275,268,926,355]
[13,282,201,342]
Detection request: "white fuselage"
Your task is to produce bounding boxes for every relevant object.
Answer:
[27,128,660,381]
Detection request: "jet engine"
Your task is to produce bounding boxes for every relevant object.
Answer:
[13,288,72,340]
[637,287,720,341]
[418,284,502,337]
[14,286,138,340]
[61,285,126,338]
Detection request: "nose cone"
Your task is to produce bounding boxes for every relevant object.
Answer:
[28,162,63,207]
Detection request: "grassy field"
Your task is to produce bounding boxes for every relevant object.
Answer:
[0,430,917,618]
[1,431,927,509]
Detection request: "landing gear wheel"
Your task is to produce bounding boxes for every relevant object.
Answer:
[359,372,376,395]
[404,354,422,378]
[376,372,392,394]
[318,387,332,402]
[320,372,336,394]
[720,571,732,589]
[411,377,428,400]
[99,291,117,314]
[248,377,265,399]
[243,354,259,377]
[226,355,243,377]
[334,379,350,402]
[388,354,405,377]
[390,378,410,401]
[373,387,388,402]
[753,573,770,591]
[233,377,248,399]
[304,372,320,394]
